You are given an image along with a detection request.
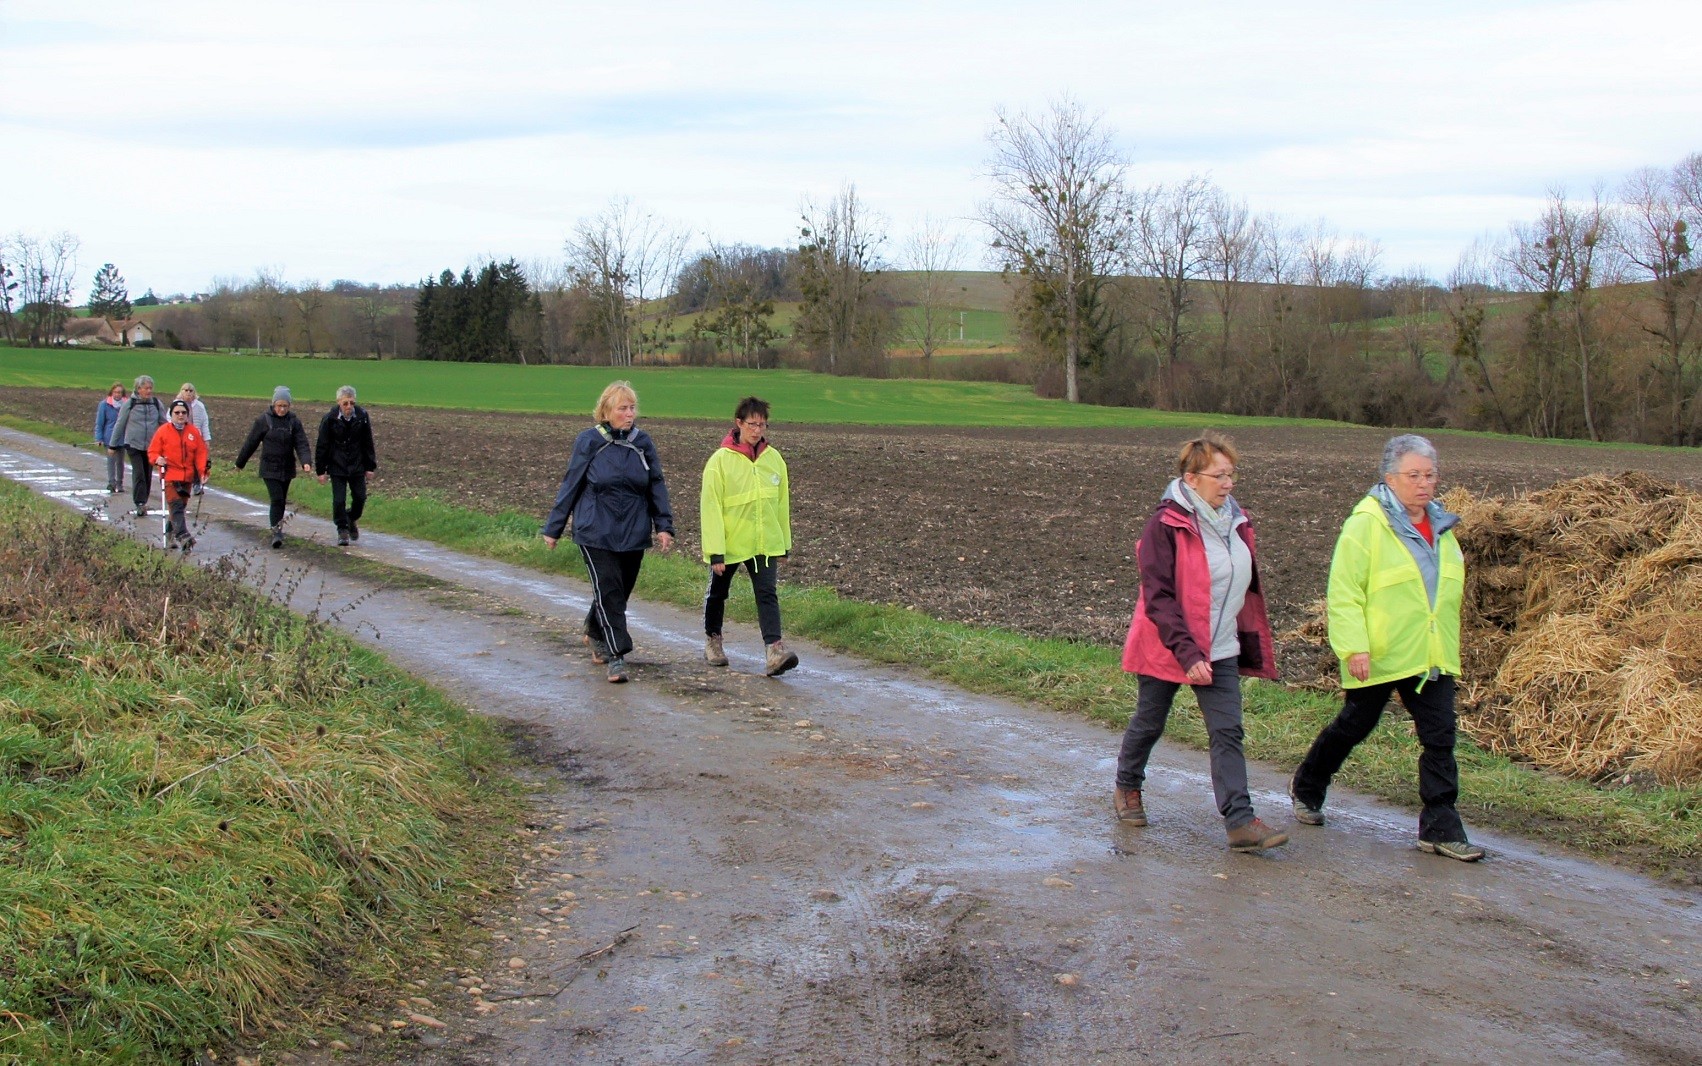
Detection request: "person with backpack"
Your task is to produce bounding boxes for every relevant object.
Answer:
[234,386,313,549]
[108,375,168,517]
[315,385,378,547]
[148,398,209,552]
[540,380,675,684]
[699,396,798,677]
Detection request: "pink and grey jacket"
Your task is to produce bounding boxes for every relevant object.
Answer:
[1121,496,1278,684]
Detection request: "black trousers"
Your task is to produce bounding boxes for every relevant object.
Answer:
[263,477,291,528]
[1292,673,1467,842]
[126,448,152,510]
[330,474,367,531]
[580,546,644,658]
[703,557,783,645]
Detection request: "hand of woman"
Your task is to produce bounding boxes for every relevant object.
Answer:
[711,562,726,576]
[1348,653,1370,682]
[655,532,675,552]
[542,535,558,550]
[1185,659,1214,686]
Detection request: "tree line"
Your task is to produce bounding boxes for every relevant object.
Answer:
[7,99,1696,444]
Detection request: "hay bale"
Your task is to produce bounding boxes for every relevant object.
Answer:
[1290,472,1702,785]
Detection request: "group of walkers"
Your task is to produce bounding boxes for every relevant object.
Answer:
[95,377,379,551]
[542,382,799,685]
[93,372,1479,863]
[1115,430,1482,861]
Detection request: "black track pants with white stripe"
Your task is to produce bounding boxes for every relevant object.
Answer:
[580,545,645,658]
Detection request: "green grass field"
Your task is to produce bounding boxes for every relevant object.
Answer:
[0,345,1335,429]
[0,480,520,1063]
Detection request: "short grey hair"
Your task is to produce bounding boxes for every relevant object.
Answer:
[133,374,154,390]
[1381,433,1439,476]
[336,385,357,401]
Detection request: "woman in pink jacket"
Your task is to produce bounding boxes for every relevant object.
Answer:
[1114,432,1287,853]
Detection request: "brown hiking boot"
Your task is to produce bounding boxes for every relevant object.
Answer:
[1113,787,1147,826]
[705,634,728,667]
[1227,818,1289,853]
[764,640,799,677]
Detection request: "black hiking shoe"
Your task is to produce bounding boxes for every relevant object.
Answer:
[270,527,284,549]
[606,656,628,684]
[348,520,359,542]
[337,528,350,547]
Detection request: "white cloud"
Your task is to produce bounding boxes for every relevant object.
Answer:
[2,0,1697,294]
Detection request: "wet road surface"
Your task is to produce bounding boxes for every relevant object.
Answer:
[2,426,1697,1065]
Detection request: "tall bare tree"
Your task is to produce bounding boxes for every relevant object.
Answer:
[1129,174,1215,408]
[12,232,80,346]
[692,241,781,368]
[1202,192,1257,375]
[899,216,966,376]
[1618,162,1701,443]
[1446,241,1513,433]
[796,183,889,374]
[566,198,690,367]
[982,98,1130,403]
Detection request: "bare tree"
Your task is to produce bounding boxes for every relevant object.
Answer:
[11,231,80,346]
[294,282,327,355]
[1201,192,1257,375]
[1502,189,1619,440]
[982,97,1130,403]
[899,216,966,376]
[1446,240,1513,433]
[1618,163,1701,443]
[796,183,889,374]
[692,241,781,368]
[1129,174,1215,408]
[0,236,18,344]
[565,198,690,367]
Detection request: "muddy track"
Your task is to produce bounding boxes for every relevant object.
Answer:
[2,425,1698,1066]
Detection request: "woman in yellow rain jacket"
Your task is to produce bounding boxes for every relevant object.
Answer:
[700,396,796,677]
[1289,434,1482,862]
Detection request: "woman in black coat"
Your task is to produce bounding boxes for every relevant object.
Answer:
[541,380,674,683]
[234,386,312,548]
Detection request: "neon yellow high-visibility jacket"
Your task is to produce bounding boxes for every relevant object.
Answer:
[699,438,791,565]
[1326,494,1464,688]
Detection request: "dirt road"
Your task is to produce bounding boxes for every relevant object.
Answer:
[3,425,1697,1065]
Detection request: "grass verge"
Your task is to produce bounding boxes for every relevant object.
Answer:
[0,477,524,1064]
[221,464,1701,883]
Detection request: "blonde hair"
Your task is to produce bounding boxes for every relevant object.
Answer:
[593,380,638,423]
[177,382,197,399]
[1176,431,1238,477]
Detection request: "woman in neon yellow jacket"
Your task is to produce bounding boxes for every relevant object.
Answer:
[700,396,797,677]
[1290,434,1483,862]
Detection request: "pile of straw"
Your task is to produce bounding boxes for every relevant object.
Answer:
[1290,472,1702,785]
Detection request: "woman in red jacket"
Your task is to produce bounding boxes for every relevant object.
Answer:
[148,399,210,552]
[1114,432,1287,853]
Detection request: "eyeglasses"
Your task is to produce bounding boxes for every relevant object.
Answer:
[739,420,768,430]
[1396,470,1439,484]
[1200,469,1235,482]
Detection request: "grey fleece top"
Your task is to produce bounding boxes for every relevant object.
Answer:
[1164,478,1254,662]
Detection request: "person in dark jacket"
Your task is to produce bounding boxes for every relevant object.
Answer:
[234,386,313,548]
[541,380,675,684]
[1115,432,1288,853]
[93,381,127,495]
[315,385,378,547]
[108,375,167,517]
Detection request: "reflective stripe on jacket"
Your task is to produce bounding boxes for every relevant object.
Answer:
[1326,495,1465,688]
[1121,499,1278,683]
[700,442,790,564]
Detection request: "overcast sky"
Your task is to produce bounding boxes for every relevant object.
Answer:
[3,0,1698,296]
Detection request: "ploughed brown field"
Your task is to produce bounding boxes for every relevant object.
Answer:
[12,386,1699,679]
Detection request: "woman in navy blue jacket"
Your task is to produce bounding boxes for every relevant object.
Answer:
[541,381,675,683]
